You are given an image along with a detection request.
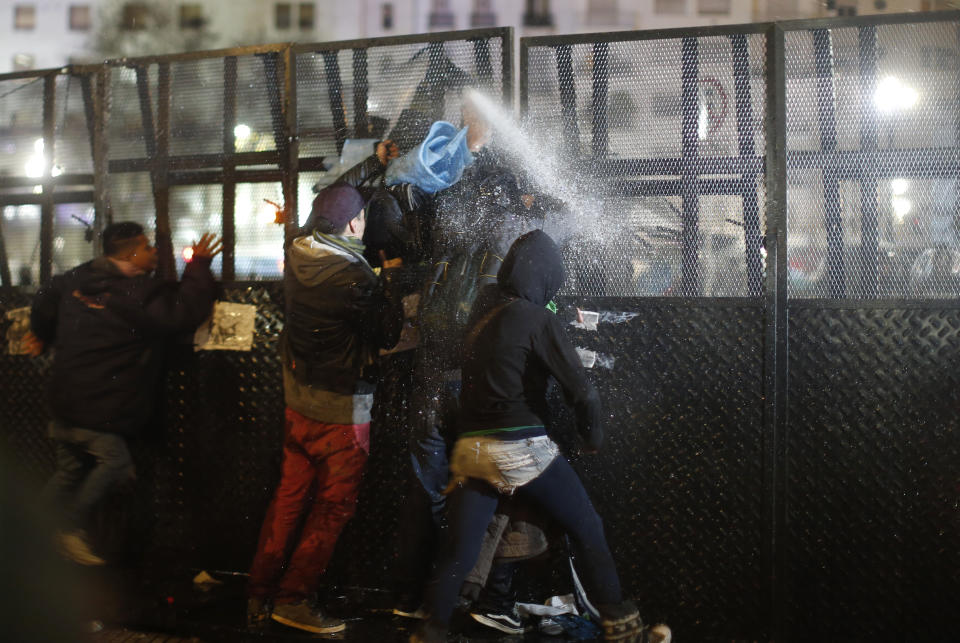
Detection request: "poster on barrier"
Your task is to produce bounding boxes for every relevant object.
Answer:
[5,307,32,355]
[194,302,256,351]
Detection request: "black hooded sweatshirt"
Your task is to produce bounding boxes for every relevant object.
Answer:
[30,256,217,436]
[457,230,603,450]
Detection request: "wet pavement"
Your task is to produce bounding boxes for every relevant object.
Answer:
[81,571,592,643]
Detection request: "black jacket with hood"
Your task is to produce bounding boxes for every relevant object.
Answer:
[30,256,217,436]
[457,230,604,450]
[283,233,404,396]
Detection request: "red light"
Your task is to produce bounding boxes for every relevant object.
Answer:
[182,246,194,262]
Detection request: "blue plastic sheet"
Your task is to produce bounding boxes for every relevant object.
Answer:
[385,121,474,194]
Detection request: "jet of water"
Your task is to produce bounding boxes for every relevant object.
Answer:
[463,88,615,247]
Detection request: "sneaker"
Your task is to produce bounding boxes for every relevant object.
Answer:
[393,605,428,619]
[56,530,105,566]
[470,607,526,635]
[246,597,271,630]
[644,623,672,643]
[270,600,345,634]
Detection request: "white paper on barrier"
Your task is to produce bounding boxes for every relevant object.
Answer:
[194,302,257,351]
[4,307,31,355]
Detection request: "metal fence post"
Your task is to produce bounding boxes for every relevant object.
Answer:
[763,22,789,643]
[40,74,56,285]
[284,46,299,248]
[222,56,238,281]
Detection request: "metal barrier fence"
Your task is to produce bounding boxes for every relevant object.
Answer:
[521,11,959,642]
[0,29,511,286]
[2,14,959,642]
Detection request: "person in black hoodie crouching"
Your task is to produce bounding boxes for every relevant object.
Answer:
[27,222,220,566]
[412,230,670,643]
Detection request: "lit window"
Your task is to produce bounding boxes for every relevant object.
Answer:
[381,3,394,30]
[587,0,617,25]
[471,0,496,27]
[14,5,36,30]
[654,0,686,14]
[275,3,291,29]
[69,5,91,31]
[121,3,150,30]
[179,4,204,29]
[429,0,454,29]
[299,3,314,29]
[698,0,730,14]
[524,0,553,27]
[13,53,35,71]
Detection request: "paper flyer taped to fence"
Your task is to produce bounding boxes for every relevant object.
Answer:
[194,302,256,351]
[4,307,31,355]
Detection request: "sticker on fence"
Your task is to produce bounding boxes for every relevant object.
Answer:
[194,302,256,351]
[4,307,32,355]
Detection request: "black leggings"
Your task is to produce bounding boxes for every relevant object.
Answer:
[423,455,622,627]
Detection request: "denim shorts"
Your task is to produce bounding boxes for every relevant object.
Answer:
[448,435,560,495]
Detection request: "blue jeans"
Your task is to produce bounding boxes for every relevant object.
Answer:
[423,455,623,629]
[42,420,135,528]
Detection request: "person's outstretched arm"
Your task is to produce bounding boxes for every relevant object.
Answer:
[533,314,605,451]
[106,234,222,336]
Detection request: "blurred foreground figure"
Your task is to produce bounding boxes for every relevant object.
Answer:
[28,222,220,565]
[246,151,405,635]
[412,231,671,643]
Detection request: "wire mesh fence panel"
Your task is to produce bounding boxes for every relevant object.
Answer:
[785,20,960,299]
[53,74,94,175]
[52,202,96,275]
[107,171,155,231]
[296,35,505,173]
[234,182,285,280]
[169,184,223,277]
[0,77,45,178]
[107,65,157,161]
[169,58,225,157]
[235,55,283,156]
[1,204,42,287]
[523,33,767,298]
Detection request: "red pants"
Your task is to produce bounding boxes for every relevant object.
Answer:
[248,407,369,603]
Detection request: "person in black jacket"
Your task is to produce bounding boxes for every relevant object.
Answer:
[246,149,405,635]
[412,230,670,643]
[27,222,220,566]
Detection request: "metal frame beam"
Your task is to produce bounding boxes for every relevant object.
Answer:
[731,32,764,297]
[222,56,238,281]
[39,75,56,285]
[762,23,789,643]
[813,28,845,298]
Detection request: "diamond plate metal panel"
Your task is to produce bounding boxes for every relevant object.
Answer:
[0,288,54,480]
[167,283,286,571]
[787,305,960,640]
[559,298,766,640]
